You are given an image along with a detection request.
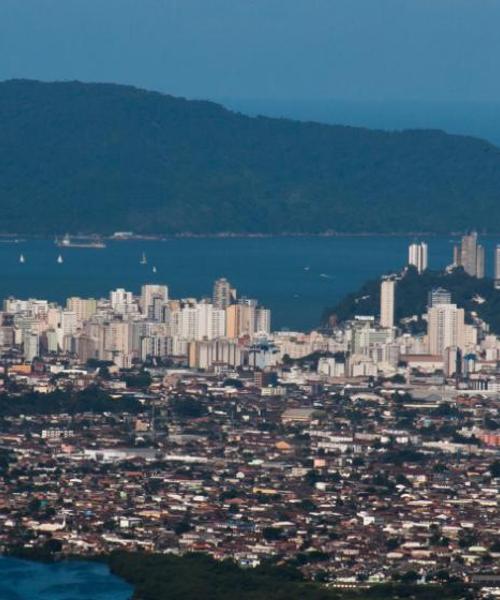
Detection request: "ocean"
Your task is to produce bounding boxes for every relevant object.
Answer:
[0,235,497,330]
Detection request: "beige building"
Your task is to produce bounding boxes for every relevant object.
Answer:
[66,297,97,324]
[380,279,396,328]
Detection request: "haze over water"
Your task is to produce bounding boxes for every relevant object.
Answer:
[2,236,498,330]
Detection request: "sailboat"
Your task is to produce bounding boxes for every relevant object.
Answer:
[140,252,147,265]
[57,254,63,264]
[19,253,25,264]
[152,266,157,273]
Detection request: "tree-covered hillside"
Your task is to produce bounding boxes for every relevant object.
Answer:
[323,267,500,333]
[1,80,500,234]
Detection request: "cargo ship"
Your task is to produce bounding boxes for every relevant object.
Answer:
[55,234,106,248]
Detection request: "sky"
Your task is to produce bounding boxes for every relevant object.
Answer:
[0,0,498,103]
[0,0,499,138]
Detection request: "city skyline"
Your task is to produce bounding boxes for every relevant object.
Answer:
[0,2,498,597]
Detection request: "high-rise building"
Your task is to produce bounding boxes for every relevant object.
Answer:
[66,297,97,324]
[255,307,271,334]
[237,299,257,336]
[23,331,39,362]
[141,284,169,317]
[380,279,396,328]
[110,288,135,315]
[213,278,234,310]
[476,244,485,279]
[495,245,500,290]
[57,311,78,350]
[408,241,428,273]
[427,287,451,309]
[455,231,485,278]
[427,303,465,355]
[226,304,239,339]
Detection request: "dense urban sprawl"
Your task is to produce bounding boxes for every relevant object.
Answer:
[0,232,498,597]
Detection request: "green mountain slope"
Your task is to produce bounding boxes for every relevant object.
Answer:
[1,79,500,234]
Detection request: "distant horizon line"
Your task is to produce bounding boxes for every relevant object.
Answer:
[4,77,500,107]
[0,231,498,240]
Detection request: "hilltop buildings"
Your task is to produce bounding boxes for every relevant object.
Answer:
[408,241,428,273]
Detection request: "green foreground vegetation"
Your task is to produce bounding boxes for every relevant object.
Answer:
[2,80,500,234]
[324,266,500,334]
[107,552,472,600]
[0,387,142,416]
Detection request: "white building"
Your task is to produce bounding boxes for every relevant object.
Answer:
[110,288,135,315]
[408,242,428,273]
[380,279,396,329]
[427,303,465,355]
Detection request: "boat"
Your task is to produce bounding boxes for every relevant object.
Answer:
[55,234,106,248]
[140,252,147,265]
[152,266,157,273]
[57,254,63,264]
[19,254,25,264]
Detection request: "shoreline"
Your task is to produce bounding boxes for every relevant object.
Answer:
[0,231,494,241]
[0,549,473,600]
[0,550,136,598]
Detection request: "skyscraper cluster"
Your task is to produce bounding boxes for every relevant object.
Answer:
[2,279,271,369]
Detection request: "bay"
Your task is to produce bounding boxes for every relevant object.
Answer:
[0,556,132,600]
[0,236,497,330]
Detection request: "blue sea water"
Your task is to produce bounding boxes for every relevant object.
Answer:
[0,236,498,330]
[0,557,132,600]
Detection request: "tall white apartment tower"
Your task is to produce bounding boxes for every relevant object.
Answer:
[408,241,428,273]
[380,279,396,329]
[427,303,465,355]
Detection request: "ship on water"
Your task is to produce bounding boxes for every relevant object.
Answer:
[55,234,106,248]
[140,252,147,265]
[19,253,25,263]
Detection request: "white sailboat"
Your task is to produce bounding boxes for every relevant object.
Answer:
[19,253,25,264]
[57,254,63,264]
[152,266,157,273]
[140,252,147,265]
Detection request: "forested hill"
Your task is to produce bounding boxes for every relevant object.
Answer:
[323,267,500,334]
[2,79,500,234]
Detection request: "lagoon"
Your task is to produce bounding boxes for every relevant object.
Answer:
[0,556,132,600]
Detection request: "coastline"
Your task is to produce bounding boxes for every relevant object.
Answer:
[0,549,135,599]
[0,230,484,241]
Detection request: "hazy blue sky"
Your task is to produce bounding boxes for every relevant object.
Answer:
[0,0,498,103]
